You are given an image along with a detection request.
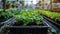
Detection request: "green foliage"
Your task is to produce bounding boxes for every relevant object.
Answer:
[39,10,60,21]
[14,10,41,25]
[0,10,14,20]
[0,9,41,25]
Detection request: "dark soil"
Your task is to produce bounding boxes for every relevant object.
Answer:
[8,28,48,34]
[13,21,24,26]
[13,20,43,26]
[0,19,6,22]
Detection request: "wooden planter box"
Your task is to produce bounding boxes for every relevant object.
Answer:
[4,20,49,34]
[6,26,49,34]
[0,18,16,34]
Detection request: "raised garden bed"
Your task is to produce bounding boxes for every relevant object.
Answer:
[4,20,49,34]
[3,15,49,34]
[41,14,60,29]
[0,18,13,28]
[0,18,16,34]
[39,10,60,28]
[2,10,50,34]
[41,14,60,32]
[6,26,49,34]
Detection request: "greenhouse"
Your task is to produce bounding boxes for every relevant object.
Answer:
[0,0,60,34]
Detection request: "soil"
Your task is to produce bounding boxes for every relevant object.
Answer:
[0,19,6,22]
[13,21,24,26]
[13,20,43,26]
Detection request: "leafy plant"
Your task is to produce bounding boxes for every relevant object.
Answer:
[14,10,41,25]
[39,10,60,22]
[0,10,14,20]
